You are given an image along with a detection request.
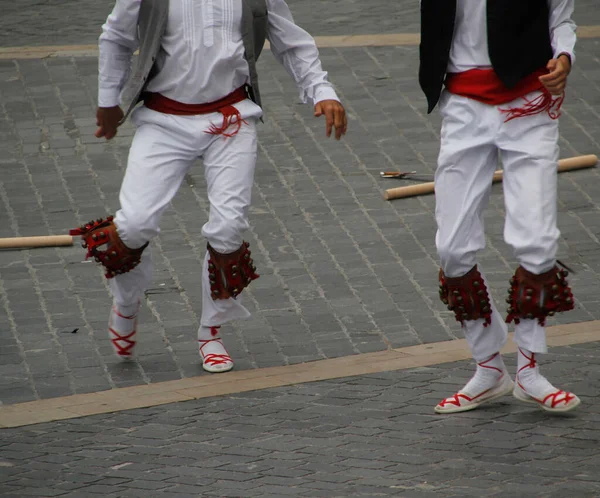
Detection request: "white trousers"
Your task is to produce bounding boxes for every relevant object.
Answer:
[435,90,561,359]
[109,101,262,327]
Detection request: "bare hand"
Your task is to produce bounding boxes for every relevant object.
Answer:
[314,100,347,140]
[539,55,571,96]
[95,106,124,140]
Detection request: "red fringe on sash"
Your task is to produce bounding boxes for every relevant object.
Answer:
[143,86,249,137]
[444,68,563,122]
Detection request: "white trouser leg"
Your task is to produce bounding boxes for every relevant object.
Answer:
[498,92,561,354]
[461,272,508,362]
[435,92,498,277]
[435,92,508,360]
[109,250,153,308]
[200,118,258,327]
[109,107,198,307]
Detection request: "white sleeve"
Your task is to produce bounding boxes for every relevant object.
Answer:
[548,0,577,64]
[266,0,339,105]
[98,0,141,108]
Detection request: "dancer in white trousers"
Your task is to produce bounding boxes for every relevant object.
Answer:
[71,0,347,373]
[419,0,580,413]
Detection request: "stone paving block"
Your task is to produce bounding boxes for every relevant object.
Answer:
[0,7,600,496]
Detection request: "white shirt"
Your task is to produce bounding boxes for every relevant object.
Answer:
[448,0,577,73]
[98,0,339,108]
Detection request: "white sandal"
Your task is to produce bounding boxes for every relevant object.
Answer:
[199,330,234,373]
[514,349,580,413]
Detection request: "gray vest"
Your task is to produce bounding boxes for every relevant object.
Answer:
[119,0,268,124]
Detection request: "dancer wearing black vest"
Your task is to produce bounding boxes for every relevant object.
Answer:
[419,0,580,413]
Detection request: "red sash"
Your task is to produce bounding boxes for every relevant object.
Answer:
[444,68,563,122]
[143,86,249,137]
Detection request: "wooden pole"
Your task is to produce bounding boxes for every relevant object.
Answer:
[0,235,73,249]
[384,154,599,200]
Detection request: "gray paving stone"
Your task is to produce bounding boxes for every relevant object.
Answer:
[3,349,579,491]
[1,1,600,494]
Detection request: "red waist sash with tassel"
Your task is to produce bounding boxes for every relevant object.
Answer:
[143,86,249,137]
[444,68,564,122]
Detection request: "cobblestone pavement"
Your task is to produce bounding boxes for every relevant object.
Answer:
[1,0,419,48]
[2,0,600,47]
[0,0,600,404]
[1,3,600,497]
[1,343,599,497]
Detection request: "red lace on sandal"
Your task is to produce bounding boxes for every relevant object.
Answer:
[198,327,232,367]
[109,307,137,357]
[516,349,575,408]
[438,353,504,408]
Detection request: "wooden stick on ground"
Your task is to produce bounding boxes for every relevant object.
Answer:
[384,154,599,201]
[0,235,73,249]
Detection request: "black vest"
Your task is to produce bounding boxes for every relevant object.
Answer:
[419,0,553,113]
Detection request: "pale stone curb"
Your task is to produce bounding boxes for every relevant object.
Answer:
[0,320,597,428]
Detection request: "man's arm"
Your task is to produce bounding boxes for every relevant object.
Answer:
[549,0,576,64]
[96,0,141,139]
[266,0,347,139]
[539,0,576,95]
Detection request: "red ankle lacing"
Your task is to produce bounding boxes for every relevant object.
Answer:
[199,327,232,367]
[438,353,503,408]
[478,352,503,374]
[517,348,537,375]
[516,348,575,408]
[109,329,136,356]
[109,307,137,357]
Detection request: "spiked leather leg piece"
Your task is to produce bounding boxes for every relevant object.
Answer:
[505,265,574,326]
[439,265,492,326]
[207,241,259,300]
[69,216,148,279]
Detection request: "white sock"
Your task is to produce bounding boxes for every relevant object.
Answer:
[198,325,221,341]
[461,353,506,395]
[116,302,138,317]
[516,348,556,398]
[111,302,138,333]
[198,326,231,360]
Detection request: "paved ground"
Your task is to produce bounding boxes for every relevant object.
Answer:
[1,0,600,496]
[1,342,599,497]
[1,3,600,405]
[2,0,600,47]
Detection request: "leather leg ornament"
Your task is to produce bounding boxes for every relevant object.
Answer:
[506,265,574,326]
[439,265,492,326]
[207,241,259,300]
[69,216,148,279]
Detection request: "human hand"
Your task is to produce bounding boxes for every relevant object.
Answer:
[539,54,571,96]
[314,100,347,140]
[95,106,124,140]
